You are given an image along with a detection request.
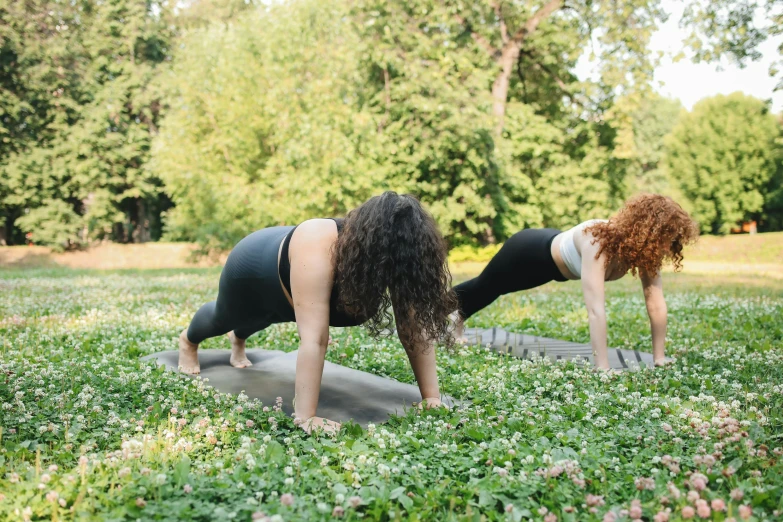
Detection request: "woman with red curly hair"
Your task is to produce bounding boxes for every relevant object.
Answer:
[453,194,699,369]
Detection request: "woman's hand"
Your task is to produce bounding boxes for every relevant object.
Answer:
[295,416,341,435]
[417,397,449,410]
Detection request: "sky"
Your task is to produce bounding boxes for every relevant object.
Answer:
[575,1,783,112]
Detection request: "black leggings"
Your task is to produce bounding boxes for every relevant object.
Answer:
[186,226,296,343]
[453,228,567,320]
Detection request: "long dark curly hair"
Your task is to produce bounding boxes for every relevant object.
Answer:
[333,192,457,348]
[585,194,700,277]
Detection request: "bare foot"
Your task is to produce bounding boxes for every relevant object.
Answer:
[654,356,674,367]
[228,331,252,368]
[178,329,200,374]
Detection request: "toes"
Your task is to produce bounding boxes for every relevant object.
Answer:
[230,359,253,369]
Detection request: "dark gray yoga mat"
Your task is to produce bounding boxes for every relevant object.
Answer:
[143,349,459,426]
[462,327,656,370]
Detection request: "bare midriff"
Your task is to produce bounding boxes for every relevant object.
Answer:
[550,233,579,280]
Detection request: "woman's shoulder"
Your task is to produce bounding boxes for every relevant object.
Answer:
[291,219,339,247]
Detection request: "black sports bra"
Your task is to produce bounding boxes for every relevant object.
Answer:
[278,218,362,327]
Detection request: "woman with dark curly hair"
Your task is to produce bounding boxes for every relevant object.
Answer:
[178,191,456,433]
[453,194,699,369]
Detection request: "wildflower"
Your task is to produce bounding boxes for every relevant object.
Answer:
[681,506,695,519]
[251,512,267,520]
[653,511,670,522]
[348,496,362,508]
[629,500,642,519]
[332,506,345,517]
[635,477,655,491]
[183,484,193,494]
[738,505,752,520]
[695,499,711,518]
[544,514,557,522]
[711,499,726,511]
[690,473,708,491]
[280,493,294,507]
[46,491,59,502]
[586,494,605,507]
[136,498,147,508]
[603,511,617,522]
[538,506,548,515]
[687,490,700,503]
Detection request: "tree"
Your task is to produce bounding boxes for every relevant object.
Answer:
[151,0,382,251]
[0,0,173,247]
[682,0,783,90]
[761,114,783,230]
[664,92,780,234]
[627,94,687,201]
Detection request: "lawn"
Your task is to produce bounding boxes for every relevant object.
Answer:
[1,268,782,521]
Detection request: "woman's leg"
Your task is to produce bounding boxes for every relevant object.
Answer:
[179,300,234,374]
[227,320,270,368]
[454,229,561,321]
[179,225,295,374]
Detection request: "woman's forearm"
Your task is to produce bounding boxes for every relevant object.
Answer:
[294,339,327,420]
[406,341,440,400]
[648,303,668,363]
[587,309,609,368]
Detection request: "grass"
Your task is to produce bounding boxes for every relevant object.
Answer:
[685,232,783,265]
[1,268,782,521]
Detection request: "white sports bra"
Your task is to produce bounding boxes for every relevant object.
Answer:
[558,219,606,278]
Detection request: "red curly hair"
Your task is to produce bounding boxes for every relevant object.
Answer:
[585,194,699,277]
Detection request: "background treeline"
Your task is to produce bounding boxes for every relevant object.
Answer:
[1,0,782,250]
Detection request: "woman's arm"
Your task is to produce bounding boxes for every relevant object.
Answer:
[580,241,610,369]
[289,221,340,434]
[640,269,667,366]
[393,304,443,408]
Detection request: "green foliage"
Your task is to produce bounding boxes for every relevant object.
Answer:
[3,0,783,249]
[0,0,173,246]
[2,269,783,520]
[14,199,81,251]
[664,92,780,234]
[155,0,675,249]
[682,0,782,89]
[448,244,503,264]
[153,1,380,250]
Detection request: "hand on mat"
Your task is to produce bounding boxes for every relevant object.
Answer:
[296,416,341,435]
[417,397,449,410]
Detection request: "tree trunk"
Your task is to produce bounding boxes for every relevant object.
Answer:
[492,44,520,135]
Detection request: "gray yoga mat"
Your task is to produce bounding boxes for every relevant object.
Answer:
[462,327,656,370]
[143,349,459,426]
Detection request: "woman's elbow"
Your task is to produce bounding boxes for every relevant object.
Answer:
[646,302,668,317]
[586,307,606,322]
